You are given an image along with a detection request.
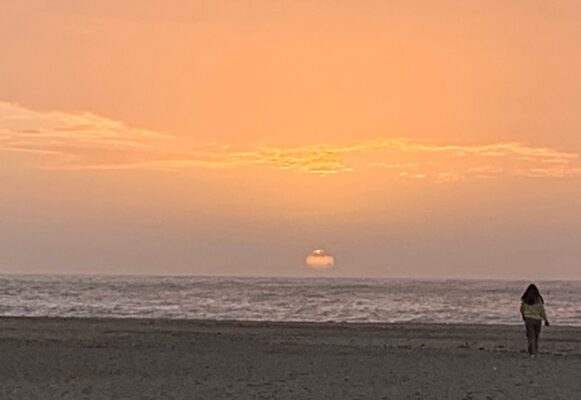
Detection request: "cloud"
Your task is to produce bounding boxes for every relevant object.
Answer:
[2,101,581,181]
[0,102,170,162]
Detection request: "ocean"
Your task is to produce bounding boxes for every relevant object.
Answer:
[0,275,579,326]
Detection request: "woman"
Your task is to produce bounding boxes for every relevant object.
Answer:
[520,284,549,357]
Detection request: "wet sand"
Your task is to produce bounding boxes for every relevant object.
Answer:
[1,317,581,399]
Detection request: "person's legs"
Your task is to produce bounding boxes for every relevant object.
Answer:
[525,318,542,355]
[525,319,535,355]
[533,320,542,355]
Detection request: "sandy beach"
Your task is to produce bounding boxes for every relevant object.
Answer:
[1,317,581,399]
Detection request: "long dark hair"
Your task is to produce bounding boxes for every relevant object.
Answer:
[521,284,544,305]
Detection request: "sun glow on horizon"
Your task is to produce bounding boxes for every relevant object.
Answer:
[306,249,335,270]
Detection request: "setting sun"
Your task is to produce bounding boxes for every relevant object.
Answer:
[306,249,335,270]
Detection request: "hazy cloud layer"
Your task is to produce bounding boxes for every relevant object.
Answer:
[2,101,580,181]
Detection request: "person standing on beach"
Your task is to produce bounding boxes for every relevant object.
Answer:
[520,284,549,357]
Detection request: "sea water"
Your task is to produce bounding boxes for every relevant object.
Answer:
[0,275,579,326]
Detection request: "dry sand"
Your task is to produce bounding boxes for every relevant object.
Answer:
[1,317,581,399]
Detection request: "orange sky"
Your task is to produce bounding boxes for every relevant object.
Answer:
[1,1,581,278]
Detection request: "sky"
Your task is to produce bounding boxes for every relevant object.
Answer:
[1,0,581,279]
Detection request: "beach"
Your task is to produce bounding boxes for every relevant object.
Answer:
[1,318,581,399]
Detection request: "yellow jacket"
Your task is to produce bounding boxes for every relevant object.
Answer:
[520,301,548,321]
